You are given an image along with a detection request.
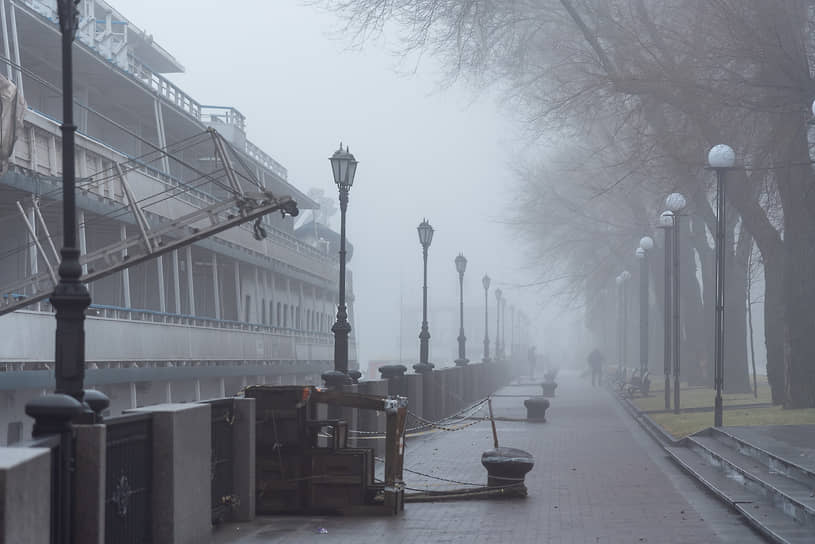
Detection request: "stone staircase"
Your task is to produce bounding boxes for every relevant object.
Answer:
[666,426,815,544]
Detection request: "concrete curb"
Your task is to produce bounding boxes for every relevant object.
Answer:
[609,387,679,446]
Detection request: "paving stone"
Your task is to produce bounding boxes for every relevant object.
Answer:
[211,372,767,544]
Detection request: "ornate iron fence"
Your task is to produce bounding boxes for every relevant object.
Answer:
[209,398,236,523]
[105,414,152,544]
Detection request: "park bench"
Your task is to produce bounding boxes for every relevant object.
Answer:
[624,370,650,397]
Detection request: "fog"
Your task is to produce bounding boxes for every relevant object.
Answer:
[113,0,583,373]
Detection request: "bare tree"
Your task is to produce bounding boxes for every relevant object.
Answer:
[318,0,815,406]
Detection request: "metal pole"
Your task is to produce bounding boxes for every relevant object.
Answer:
[419,245,430,365]
[673,215,681,414]
[456,269,467,364]
[663,227,672,411]
[483,284,490,362]
[331,187,350,374]
[622,280,628,378]
[714,170,726,427]
[501,299,506,361]
[52,0,89,403]
[639,253,649,379]
[617,282,623,373]
[495,294,501,361]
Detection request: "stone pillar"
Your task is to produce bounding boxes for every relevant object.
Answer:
[341,383,359,447]
[0,447,51,544]
[405,373,424,421]
[74,424,106,544]
[126,403,211,544]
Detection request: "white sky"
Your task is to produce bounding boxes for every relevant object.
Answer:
[113,0,574,368]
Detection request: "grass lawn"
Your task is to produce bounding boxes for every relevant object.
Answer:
[623,374,815,438]
[649,406,815,439]
[632,381,772,412]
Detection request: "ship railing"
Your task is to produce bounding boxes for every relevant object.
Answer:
[0,298,336,344]
[127,53,201,119]
[201,105,246,133]
[17,110,333,265]
[86,303,336,343]
[244,140,288,180]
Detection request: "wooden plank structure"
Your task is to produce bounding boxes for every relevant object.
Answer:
[246,385,407,515]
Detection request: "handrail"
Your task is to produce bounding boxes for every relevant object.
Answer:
[85,303,335,339]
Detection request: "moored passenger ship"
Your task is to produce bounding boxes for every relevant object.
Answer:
[0,0,356,444]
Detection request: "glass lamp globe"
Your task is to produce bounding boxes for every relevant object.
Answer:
[665,193,687,213]
[708,144,735,169]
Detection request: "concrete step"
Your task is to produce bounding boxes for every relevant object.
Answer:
[666,444,815,544]
[708,427,815,490]
[736,502,815,544]
[689,435,815,528]
[665,445,756,504]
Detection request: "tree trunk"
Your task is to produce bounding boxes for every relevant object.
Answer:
[723,228,752,393]
[687,216,715,386]
[762,258,786,404]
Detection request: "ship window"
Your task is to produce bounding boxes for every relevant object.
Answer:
[245,295,251,322]
[261,299,267,324]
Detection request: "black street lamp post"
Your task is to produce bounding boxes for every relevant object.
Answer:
[658,211,674,411]
[50,0,88,406]
[494,288,502,361]
[414,219,435,373]
[637,237,654,380]
[23,3,110,541]
[454,253,468,366]
[666,192,687,414]
[482,274,491,362]
[708,145,736,427]
[322,143,358,388]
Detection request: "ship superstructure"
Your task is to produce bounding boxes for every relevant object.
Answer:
[0,0,355,444]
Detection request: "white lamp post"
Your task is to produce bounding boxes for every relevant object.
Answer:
[708,144,736,427]
[665,192,686,414]
[637,236,654,382]
[657,210,674,410]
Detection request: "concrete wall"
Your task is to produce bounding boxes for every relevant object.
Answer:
[0,447,51,544]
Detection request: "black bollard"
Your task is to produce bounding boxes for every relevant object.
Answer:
[481,447,535,497]
[523,397,550,422]
[540,382,557,398]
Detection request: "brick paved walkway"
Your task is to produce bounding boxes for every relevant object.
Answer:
[212,371,766,544]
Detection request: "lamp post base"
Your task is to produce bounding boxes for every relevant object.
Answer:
[322,370,351,389]
[413,362,434,374]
